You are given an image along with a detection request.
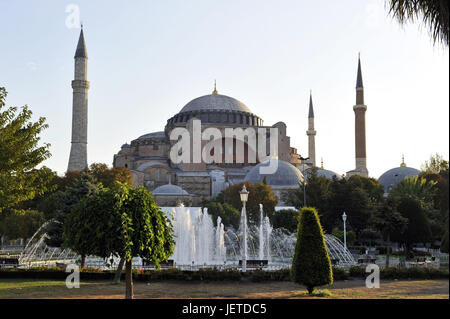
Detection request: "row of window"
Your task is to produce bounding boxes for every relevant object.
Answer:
[167,111,262,126]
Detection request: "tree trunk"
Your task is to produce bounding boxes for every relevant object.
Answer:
[81,255,86,269]
[112,257,125,284]
[125,259,134,299]
[385,235,390,268]
[307,286,314,295]
[404,243,409,262]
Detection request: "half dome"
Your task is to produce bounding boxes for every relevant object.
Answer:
[244,160,304,187]
[152,184,189,195]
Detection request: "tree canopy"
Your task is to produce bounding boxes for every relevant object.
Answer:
[0,87,53,214]
[64,183,175,298]
[216,182,278,223]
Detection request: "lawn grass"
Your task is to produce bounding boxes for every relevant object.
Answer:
[0,278,447,299]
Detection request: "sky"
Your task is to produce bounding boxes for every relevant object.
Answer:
[1,0,448,178]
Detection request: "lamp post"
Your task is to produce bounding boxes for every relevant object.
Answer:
[299,157,311,207]
[342,212,347,249]
[240,185,249,272]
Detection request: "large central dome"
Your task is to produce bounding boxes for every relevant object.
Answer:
[166,89,263,128]
[180,94,252,113]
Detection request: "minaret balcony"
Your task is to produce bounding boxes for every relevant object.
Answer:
[72,80,90,89]
[353,104,367,111]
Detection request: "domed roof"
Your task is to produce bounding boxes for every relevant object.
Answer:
[179,94,252,113]
[152,184,189,195]
[244,160,304,187]
[316,169,342,180]
[378,166,420,193]
[138,131,166,140]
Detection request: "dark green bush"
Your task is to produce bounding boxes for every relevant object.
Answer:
[291,207,333,294]
[348,266,448,279]
[250,269,290,282]
[332,267,349,281]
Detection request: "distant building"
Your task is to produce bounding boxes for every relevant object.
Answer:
[67,29,385,206]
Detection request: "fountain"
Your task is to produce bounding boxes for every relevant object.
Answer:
[160,204,355,269]
[17,219,78,267]
[10,204,355,270]
[161,206,226,266]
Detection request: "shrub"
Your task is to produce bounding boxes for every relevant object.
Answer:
[291,207,333,294]
[332,267,349,281]
[348,266,449,279]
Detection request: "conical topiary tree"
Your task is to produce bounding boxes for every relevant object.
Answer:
[291,206,333,294]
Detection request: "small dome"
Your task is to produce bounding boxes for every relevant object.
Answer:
[244,160,304,187]
[179,94,252,113]
[378,166,420,193]
[152,184,189,195]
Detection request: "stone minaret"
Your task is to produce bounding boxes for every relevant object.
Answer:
[68,27,89,172]
[352,54,368,177]
[306,90,316,167]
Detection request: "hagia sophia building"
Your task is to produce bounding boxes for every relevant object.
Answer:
[67,28,420,206]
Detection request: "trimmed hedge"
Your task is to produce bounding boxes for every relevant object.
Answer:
[0,267,348,282]
[349,266,449,280]
[1,266,446,282]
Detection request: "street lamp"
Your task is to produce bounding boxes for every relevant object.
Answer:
[342,212,347,249]
[240,185,249,272]
[299,157,311,207]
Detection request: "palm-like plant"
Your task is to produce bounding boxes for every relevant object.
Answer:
[387,0,449,46]
[389,175,437,204]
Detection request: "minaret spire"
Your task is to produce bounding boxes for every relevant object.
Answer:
[74,26,88,59]
[306,90,316,167]
[356,52,364,105]
[68,28,90,172]
[308,89,314,118]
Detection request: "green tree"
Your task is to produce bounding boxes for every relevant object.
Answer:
[390,176,437,205]
[88,163,132,188]
[331,227,356,246]
[371,198,408,267]
[271,209,299,233]
[0,209,44,245]
[45,172,100,268]
[291,207,333,294]
[220,182,278,223]
[391,196,432,259]
[66,183,175,299]
[203,201,240,229]
[0,87,52,214]
[281,168,331,211]
[325,177,372,235]
[387,0,449,46]
[421,153,449,174]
